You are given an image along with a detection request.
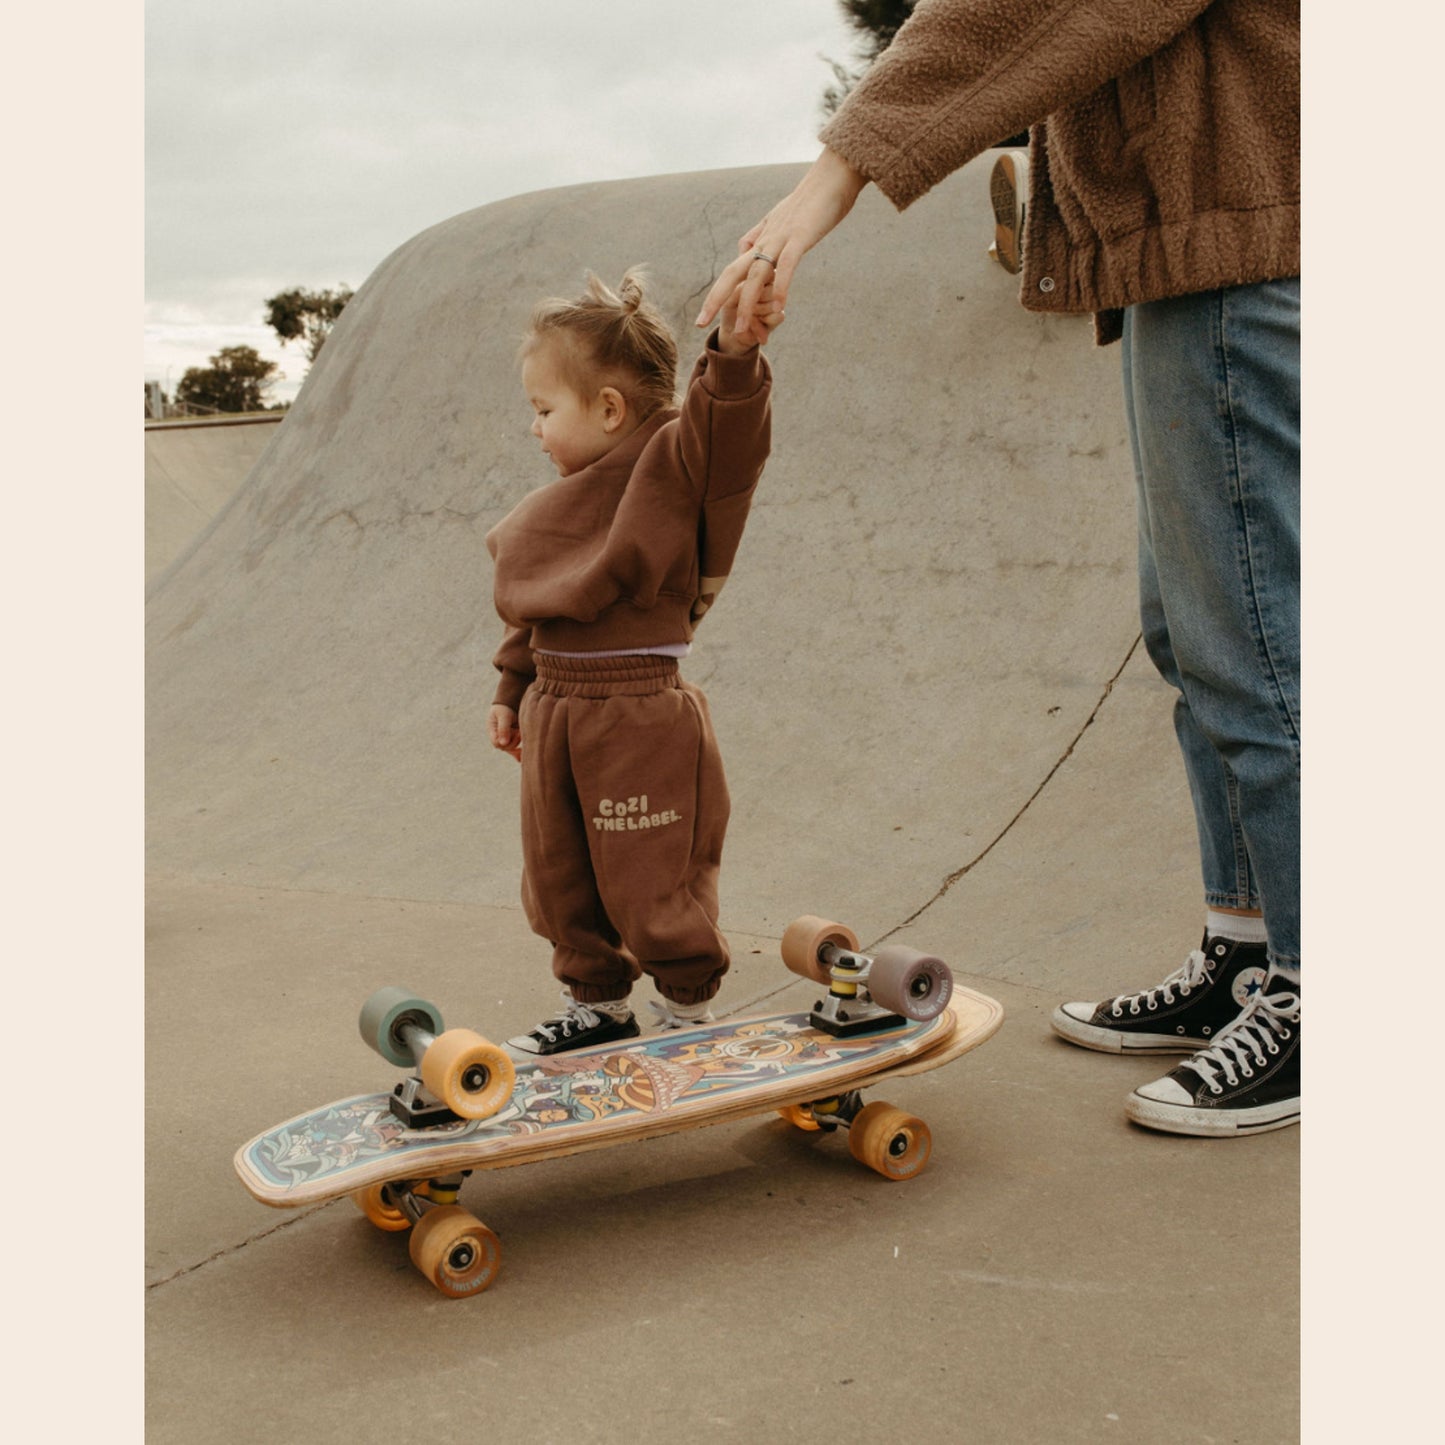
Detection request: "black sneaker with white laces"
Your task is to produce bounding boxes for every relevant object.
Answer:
[1125,978,1300,1137]
[505,992,639,1059]
[1051,934,1269,1054]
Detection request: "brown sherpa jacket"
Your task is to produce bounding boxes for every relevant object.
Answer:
[487,333,771,713]
[819,0,1299,343]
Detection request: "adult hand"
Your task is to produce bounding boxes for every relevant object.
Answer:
[696,146,868,342]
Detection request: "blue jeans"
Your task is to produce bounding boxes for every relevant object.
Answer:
[1122,279,1300,973]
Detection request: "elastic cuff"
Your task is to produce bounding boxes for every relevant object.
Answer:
[492,667,532,713]
[701,332,768,395]
[656,979,723,1008]
[568,981,635,1006]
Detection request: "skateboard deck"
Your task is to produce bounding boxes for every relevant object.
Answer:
[234,987,1002,1297]
[237,989,1001,1202]
[234,918,1003,1297]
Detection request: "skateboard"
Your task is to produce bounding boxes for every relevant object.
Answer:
[233,916,1005,1298]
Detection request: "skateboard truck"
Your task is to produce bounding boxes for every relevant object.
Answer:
[781,916,955,1038]
[801,1088,863,1130]
[357,987,517,1129]
[390,1073,464,1129]
[809,941,909,1037]
[377,1011,469,1127]
[376,1172,471,1225]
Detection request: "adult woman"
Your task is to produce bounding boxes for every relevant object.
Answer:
[699,0,1300,1137]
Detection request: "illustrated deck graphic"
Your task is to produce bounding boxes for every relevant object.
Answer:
[239,1004,971,1200]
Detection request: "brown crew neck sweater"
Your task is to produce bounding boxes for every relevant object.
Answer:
[487,333,771,713]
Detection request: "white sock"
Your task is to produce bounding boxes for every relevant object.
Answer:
[1205,909,1268,945]
[587,997,634,1021]
[662,998,712,1021]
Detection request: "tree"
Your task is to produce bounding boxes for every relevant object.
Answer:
[175,346,278,415]
[264,285,354,363]
[821,0,917,118]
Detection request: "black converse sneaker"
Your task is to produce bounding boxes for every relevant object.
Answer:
[1052,934,1269,1054]
[506,992,639,1059]
[1125,979,1300,1137]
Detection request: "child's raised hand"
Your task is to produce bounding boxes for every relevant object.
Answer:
[488,704,523,762]
[717,278,784,354]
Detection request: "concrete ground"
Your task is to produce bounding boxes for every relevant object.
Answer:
[145,159,1298,1443]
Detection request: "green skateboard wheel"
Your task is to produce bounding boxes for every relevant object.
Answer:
[359,986,445,1068]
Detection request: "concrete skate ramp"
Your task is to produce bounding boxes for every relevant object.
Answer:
[146,158,1177,959]
[145,163,1299,1444]
[146,414,282,587]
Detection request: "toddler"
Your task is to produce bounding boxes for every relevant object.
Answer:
[486,267,781,1057]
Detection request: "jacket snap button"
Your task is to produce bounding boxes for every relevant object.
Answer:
[1038,276,1056,293]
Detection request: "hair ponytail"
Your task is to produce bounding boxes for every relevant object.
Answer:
[521,267,679,418]
[614,270,645,316]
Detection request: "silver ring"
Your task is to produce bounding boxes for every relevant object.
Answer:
[751,250,777,267]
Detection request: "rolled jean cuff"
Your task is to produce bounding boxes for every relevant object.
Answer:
[1204,889,1262,914]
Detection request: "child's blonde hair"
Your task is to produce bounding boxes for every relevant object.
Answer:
[520,268,679,420]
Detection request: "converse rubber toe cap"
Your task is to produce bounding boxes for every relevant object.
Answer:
[1131,1075,1194,1106]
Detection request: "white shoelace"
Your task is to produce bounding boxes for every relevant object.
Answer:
[1110,949,1212,1016]
[527,994,604,1044]
[647,998,713,1030]
[1180,990,1300,1093]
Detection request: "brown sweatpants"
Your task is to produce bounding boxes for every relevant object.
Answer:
[517,653,731,1007]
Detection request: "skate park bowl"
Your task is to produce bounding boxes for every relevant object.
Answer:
[145,413,283,587]
[146,159,1173,950]
[145,158,1297,1442]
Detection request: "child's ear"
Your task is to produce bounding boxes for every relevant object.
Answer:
[598,386,629,433]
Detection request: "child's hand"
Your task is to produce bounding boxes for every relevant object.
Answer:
[488,704,522,762]
[717,278,784,354]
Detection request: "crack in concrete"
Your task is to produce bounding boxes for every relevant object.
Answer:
[145,1200,336,1291]
[872,633,1143,949]
[737,632,1144,1010]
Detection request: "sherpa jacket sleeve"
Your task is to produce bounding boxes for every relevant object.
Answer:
[819,0,1220,210]
[820,0,1299,334]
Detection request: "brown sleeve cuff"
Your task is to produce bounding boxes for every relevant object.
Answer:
[699,329,771,398]
[492,667,531,714]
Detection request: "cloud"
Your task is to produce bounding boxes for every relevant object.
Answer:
[145,0,857,391]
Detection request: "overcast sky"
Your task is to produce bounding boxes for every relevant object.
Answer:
[145,0,860,401]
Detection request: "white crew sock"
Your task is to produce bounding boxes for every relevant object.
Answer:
[586,997,634,1021]
[661,998,712,1021]
[1205,909,1269,945]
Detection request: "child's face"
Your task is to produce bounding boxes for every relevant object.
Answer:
[521,343,617,478]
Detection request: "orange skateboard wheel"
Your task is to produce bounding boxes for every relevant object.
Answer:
[848,1101,933,1181]
[419,1029,516,1120]
[781,916,859,985]
[777,1103,823,1131]
[408,1205,501,1298]
[351,1180,430,1232]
